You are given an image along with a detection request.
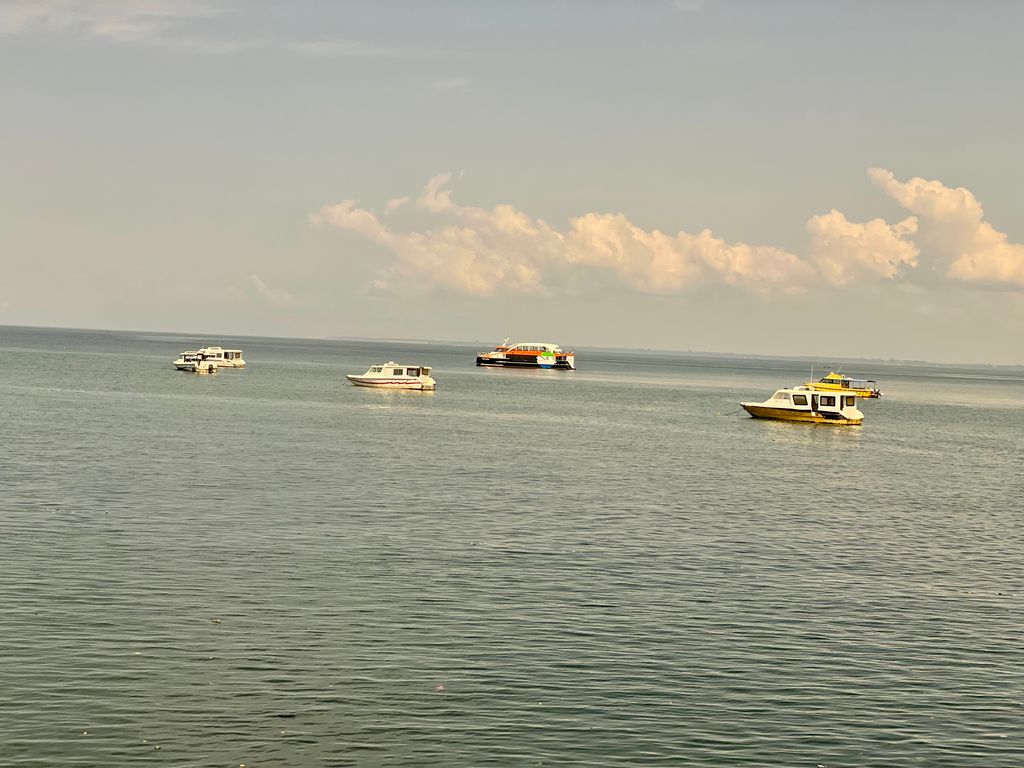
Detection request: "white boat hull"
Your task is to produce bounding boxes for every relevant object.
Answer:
[346,375,435,390]
[177,361,218,374]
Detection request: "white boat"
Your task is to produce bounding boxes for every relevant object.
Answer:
[173,352,219,374]
[173,346,245,370]
[741,385,864,425]
[346,362,436,390]
[196,346,245,368]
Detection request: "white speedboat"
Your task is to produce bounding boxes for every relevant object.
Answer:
[173,350,201,370]
[173,346,245,370]
[346,362,436,390]
[741,385,864,425]
[173,352,219,374]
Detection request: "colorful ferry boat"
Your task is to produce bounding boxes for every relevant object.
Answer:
[346,362,436,390]
[475,339,576,370]
[807,371,881,398]
[741,385,864,425]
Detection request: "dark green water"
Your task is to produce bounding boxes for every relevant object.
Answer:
[1,325,1022,766]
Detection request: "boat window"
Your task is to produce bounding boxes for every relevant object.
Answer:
[792,394,808,406]
[371,367,382,373]
[820,395,836,407]
[845,396,856,407]
[407,368,420,376]
[390,369,403,376]
[772,391,790,401]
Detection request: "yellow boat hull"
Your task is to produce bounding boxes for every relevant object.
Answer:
[741,404,862,425]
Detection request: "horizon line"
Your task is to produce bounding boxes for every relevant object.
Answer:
[2,322,1022,370]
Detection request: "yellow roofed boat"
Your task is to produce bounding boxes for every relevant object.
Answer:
[807,371,882,398]
[741,386,864,426]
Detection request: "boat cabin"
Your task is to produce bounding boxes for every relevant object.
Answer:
[365,364,431,377]
[812,372,882,397]
[198,347,243,362]
[504,343,563,355]
[767,387,860,419]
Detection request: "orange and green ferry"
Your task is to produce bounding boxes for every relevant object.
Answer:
[475,339,576,370]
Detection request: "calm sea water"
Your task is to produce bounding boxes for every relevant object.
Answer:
[1,325,1022,767]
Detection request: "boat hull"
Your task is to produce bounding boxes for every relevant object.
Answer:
[741,404,862,425]
[176,362,218,374]
[476,356,575,370]
[346,375,435,390]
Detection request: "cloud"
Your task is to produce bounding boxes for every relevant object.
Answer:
[434,76,471,91]
[870,168,1024,287]
[564,213,813,292]
[313,170,1024,297]
[0,0,433,58]
[0,0,220,40]
[245,274,295,309]
[807,209,919,285]
[312,175,857,297]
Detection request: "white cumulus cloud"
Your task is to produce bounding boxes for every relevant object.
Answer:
[870,168,1024,287]
[312,174,828,296]
[312,171,1023,297]
[807,209,919,285]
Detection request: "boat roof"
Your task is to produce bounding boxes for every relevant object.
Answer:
[771,384,857,397]
[819,371,876,383]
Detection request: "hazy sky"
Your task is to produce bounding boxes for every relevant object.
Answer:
[3,0,1024,363]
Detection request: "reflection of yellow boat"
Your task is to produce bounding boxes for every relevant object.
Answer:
[741,386,864,425]
[807,372,882,398]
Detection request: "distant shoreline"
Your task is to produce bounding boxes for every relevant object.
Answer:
[2,323,1021,370]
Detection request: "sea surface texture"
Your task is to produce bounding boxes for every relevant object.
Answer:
[1,326,1022,767]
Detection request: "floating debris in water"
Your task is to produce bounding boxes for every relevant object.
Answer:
[435,684,445,691]
[211,618,222,624]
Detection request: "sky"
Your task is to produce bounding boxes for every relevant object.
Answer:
[2,0,1024,364]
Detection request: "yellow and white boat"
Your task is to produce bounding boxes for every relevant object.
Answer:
[741,385,863,425]
[807,371,881,398]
